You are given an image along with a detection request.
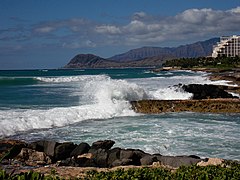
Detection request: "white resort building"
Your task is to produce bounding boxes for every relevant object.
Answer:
[212,35,240,58]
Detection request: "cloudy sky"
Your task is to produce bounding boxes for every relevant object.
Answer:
[1,0,240,69]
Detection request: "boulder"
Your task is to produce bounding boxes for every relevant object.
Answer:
[59,153,96,167]
[91,140,115,150]
[75,155,96,167]
[0,142,26,160]
[120,149,147,166]
[16,148,51,166]
[107,147,121,167]
[90,148,108,168]
[112,159,133,167]
[157,155,202,168]
[0,142,13,153]
[140,155,158,165]
[29,140,58,157]
[54,142,77,161]
[59,157,78,167]
[28,141,44,152]
[70,142,90,158]
[182,84,237,99]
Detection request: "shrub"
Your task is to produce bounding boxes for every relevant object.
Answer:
[0,162,239,179]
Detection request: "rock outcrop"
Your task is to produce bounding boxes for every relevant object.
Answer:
[0,139,203,169]
[16,148,52,166]
[130,83,240,114]
[181,84,238,99]
[0,139,27,160]
[131,99,240,114]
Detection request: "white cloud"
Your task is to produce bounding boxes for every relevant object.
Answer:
[1,7,240,50]
[132,12,147,20]
[177,8,211,24]
[123,20,146,34]
[34,7,240,47]
[95,25,121,34]
[228,6,240,13]
[118,7,240,45]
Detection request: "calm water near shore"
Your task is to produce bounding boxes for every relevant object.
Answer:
[0,68,239,160]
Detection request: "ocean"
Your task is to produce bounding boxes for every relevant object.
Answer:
[0,68,239,160]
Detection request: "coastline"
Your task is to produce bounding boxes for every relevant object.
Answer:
[0,139,231,179]
[154,67,240,93]
[130,67,240,114]
[131,99,240,114]
[1,68,240,178]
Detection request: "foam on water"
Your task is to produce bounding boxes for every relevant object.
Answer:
[2,72,237,137]
[151,86,193,100]
[35,75,108,83]
[13,113,240,160]
[2,70,240,160]
[0,75,147,137]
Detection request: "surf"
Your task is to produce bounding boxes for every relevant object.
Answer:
[0,71,238,138]
[0,75,148,137]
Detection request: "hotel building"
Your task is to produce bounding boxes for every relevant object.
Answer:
[212,35,240,58]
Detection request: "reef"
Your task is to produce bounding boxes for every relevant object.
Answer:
[131,99,240,113]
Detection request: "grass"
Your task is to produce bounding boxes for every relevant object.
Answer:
[0,161,240,179]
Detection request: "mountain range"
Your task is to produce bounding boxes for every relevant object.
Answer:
[64,37,219,69]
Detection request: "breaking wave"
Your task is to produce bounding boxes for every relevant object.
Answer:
[0,75,147,137]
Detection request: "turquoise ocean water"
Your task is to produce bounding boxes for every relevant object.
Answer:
[0,68,239,160]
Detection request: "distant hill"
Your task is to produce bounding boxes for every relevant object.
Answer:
[64,54,172,68]
[109,38,219,62]
[64,38,219,69]
[109,47,173,62]
[64,54,120,68]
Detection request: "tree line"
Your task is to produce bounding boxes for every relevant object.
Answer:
[163,55,240,68]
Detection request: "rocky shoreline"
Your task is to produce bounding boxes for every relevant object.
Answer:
[131,83,240,114]
[1,68,240,178]
[131,98,240,114]
[0,139,227,179]
[134,68,240,114]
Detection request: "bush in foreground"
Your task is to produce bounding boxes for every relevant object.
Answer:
[85,163,240,180]
[0,162,240,179]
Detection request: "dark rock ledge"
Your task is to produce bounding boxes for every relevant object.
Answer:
[131,99,240,114]
[181,84,239,99]
[131,84,240,114]
[0,139,222,173]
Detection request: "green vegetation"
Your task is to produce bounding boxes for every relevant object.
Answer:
[0,171,45,180]
[1,162,240,180]
[163,56,240,69]
[85,163,240,180]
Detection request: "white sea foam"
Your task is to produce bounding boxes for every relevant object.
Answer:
[35,75,108,83]
[1,72,238,137]
[167,75,237,86]
[0,76,147,137]
[150,86,193,100]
